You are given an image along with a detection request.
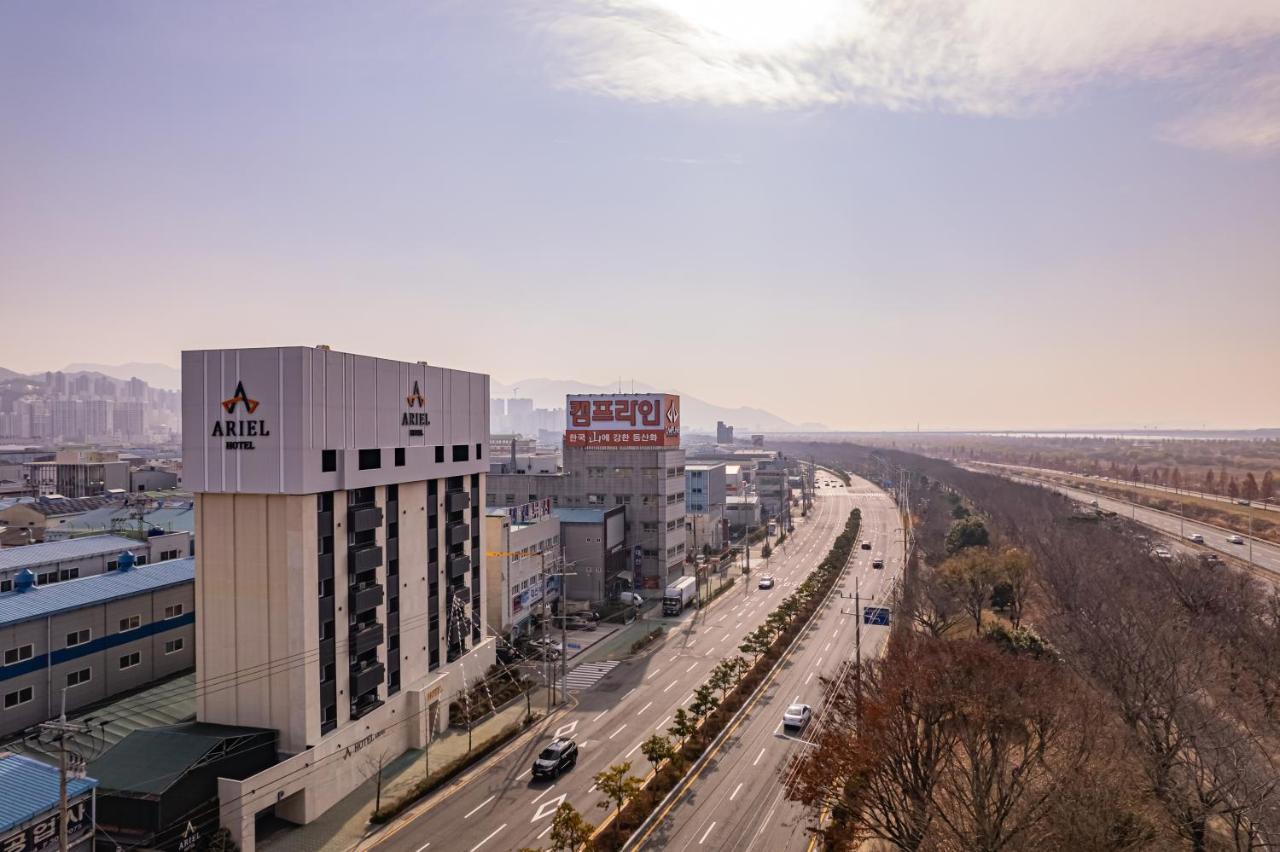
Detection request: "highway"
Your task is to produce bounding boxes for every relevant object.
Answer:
[976,462,1280,514]
[633,475,904,852]
[973,464,1280,580]
[362,475,861,852]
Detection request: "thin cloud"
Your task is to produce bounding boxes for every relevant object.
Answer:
[531,0,1280,151]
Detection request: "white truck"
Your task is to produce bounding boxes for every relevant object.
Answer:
[662,576,697,616]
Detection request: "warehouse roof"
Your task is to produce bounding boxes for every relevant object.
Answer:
[0,557,193,626]
[0,533,142,573]
[0,752,97,832]
[552,508,608,523]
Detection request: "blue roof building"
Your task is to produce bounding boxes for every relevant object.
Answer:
[0,752,97,850]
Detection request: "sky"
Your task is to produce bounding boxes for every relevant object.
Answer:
[1,1,1278,431]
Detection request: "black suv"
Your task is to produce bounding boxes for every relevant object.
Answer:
[532,738,578,779]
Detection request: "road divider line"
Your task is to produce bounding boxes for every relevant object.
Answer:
[592,711,608,723]
[464,795,496,819]
[639,701,652,714]
[753,747,766,767]
[626,741,642,758]
[686,662,698,673]
[529,785,556,806]
[730,782,743,802]
[469,823,506,852]
[609,724,627,740]
[664,680,677,693]
[700,821,717,844]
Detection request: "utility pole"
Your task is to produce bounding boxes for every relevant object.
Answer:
[41,689,88,852]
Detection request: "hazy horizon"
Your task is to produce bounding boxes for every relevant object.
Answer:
[2,2,1277,431]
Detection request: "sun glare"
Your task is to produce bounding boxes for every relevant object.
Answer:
[649,0,864,53]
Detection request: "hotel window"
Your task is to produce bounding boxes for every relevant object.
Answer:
[587,494,604,504]
[164,638,184,655]
[321,662,336,683]
[66,668,91,687]
[322,449,338,472]
[4,687,33,709]
[358,449,382,470]
[435,446,445,463]
[475,443,483,460]
[119,651,141,670]
[452,444,469,462]
[164,604,185,619]
[395,447,406,467]
[119,615,141,632]
[66,629,91,648]
[3,644,34,666]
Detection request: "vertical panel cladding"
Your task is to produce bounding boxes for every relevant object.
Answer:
[450,369,469,450]
[426,367,445,449]
[376,358,401,451]
[325,349,347,459]
[353,356,378,451]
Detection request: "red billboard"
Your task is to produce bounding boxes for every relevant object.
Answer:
[565,394,681,449]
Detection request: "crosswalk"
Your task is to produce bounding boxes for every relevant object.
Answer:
[564,660,620,692]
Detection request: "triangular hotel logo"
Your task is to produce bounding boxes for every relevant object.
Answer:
[407,380,426,408]
[221,381,259,415]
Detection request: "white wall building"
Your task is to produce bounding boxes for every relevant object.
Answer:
[182,346,492,852]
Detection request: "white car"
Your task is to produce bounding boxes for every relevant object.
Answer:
[1152,547,1173,560]
[758,575,775,590]
[782,703,812,729]
[1227,535,1245,545]
[1188,533,1205,544]
[529,638,563,654]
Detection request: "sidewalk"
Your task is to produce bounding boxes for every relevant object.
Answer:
[258,687,554,852]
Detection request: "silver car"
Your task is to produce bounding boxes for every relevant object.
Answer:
[782,703,812,729]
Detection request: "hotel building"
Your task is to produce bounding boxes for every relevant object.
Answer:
[182,346,492,851]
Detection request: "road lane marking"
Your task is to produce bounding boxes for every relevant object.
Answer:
[805,672,814,685]
[646,668,662,680]
[664,680,678,693]
[753,747,766,766]
[823,641,831,652]
[622,688,637,701]
[730,783,743,801]
[703,649,713,657]
[639,701,652,714]
[658,715,671,730]
[530,785,556,806]
[626,741,642,758]
[416,845,431,852]
[700,822,718,844]
[537,825,553,840]
[532,794,566,822]
[591,711,607,723]
[469,824,506,852]
[686,662,698,673]
[465,795,496,819]
[816,657,824,668]
[609,724,627,739]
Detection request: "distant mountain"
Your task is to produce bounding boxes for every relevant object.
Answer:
[0,367,23,382]
[62,362,181,390]
[491,377,824,433]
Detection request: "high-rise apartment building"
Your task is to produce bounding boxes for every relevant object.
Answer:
[182,346,491,851]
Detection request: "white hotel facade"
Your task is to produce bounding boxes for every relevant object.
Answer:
[182,345,493,851]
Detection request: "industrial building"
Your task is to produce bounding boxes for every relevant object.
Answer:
[0,555,195,738]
